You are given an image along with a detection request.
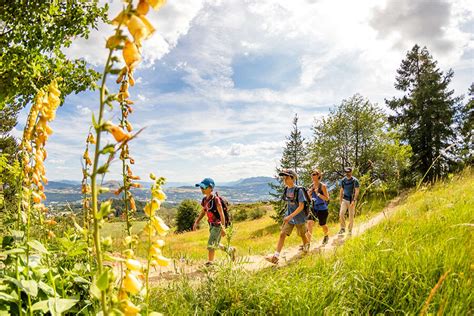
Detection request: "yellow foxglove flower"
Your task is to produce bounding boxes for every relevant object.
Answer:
[112,10,130,26]
[32,191,42,203]
[150,198,161,212]
[125,259,143,272]
[121,299,141,316]
[87,133,96,144]
[127,14,151,46]
[138,15,155,38]
[129,196,137,211]
[101,236,113,247]
[152,188,166,202]
[104,122,131,143]
[142,223,156,236]
[147,0,166,11]
[129,71,136,86]
[123,40,141,71]
[122,272,142,294]
[149,246,162,257]
[151,216,170,236]
[106,35,124,49]
[143,203,154,217]
[155,255,171,267]
[153,239,165,248]
[126,121,133,132]
[137,0,150,15]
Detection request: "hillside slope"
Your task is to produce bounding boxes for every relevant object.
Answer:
[151,170,474,315]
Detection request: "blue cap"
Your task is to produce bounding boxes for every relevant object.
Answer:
[195,178,215,189]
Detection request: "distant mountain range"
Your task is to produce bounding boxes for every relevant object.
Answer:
[44,176,280,206]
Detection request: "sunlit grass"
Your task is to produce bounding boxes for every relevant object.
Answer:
[149,169,474,315]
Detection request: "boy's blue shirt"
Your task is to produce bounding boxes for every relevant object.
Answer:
[339,176,360,201]
[285,186,307,225]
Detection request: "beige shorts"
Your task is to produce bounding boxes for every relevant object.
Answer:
[281,222,307,237]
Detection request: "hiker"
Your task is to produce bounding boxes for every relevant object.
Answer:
[265,169,310,264]
[338,167,360,236]
[192,178,235,266]
[306,168,330,246]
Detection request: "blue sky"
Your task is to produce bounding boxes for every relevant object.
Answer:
[13,0,474,184]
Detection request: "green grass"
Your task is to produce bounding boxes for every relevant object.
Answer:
[149,170,474,315]
[103,199,388,261]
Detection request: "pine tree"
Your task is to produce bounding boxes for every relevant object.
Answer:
[387,45,461,182]
[269,114,308,222]
[459,83,474,165]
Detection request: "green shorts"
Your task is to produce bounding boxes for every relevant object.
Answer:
[207,225,222,250]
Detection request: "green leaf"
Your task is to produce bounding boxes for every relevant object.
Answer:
[0,292,16,302]
[108,68,122,75]
[20,280,38,297]
[48,298,79,315]
[38,281,55,297]
[0,248,25,256]
[96,164,109,175]
[92,112,98,130]
[28,240,49,254]
[100,144,116,155]
[31,299,49,313]
[96,271,109,291]
[96,200,112,219]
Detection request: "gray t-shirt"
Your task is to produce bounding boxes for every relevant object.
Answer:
[285,187,307,225]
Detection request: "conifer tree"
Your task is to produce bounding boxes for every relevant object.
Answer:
[387,45,461,182]
[269,114,308,222]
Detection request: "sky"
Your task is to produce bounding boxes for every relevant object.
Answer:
[12,0,474,184]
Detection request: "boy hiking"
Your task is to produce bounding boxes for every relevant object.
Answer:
[338,167,360,236]
[306,168,330,246]
[265,169,310,264]
[192,178,236,266]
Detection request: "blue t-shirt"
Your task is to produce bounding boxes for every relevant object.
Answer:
[285,187,307,225]
[339,177,360,201]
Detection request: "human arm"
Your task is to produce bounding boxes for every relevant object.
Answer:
[317,184,329,201]
[351,187,360,206]
[193,209,206,231]
[339,187,343,202]
[283,202,305,223]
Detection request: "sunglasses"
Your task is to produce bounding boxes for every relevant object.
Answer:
[311,173,319,176]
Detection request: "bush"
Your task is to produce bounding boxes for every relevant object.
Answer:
[175,199,201,233]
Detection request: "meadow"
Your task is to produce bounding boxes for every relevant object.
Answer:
[147,170,473,315]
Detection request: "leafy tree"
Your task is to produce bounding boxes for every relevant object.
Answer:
[386,45,461,182]
[0,1,108,123]
[269,114,308,222]
[175,199,201,233]
[308,94,411,192]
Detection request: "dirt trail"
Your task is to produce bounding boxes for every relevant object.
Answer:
[148,195,404,282]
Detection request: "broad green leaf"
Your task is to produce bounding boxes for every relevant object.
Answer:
[38,281,55,297]
[49,298,79,314]
[0,292,16,302]
[27,240,49,254]
[96,271,109,291]
[20,280,38,297]
[31,299,49,313]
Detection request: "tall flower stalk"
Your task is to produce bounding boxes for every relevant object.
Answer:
[86,0,167,314]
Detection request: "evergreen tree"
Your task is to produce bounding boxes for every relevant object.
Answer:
[459,83,474,165]
[387,45,461,182]
[269,114,308,222]
[175,199,201,233]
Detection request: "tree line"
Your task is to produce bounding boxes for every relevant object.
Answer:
[271,45,473,219]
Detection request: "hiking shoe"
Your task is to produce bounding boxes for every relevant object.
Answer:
[338,228,346,235]
[322,235,329,245]
[348,230,352,236]
[298,244,304,251]
[264,255,279,264]
[204,261,214,267]
[302,243,310,253]
[228,246,236,262]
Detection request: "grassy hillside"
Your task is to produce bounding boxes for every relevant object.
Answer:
[150,170,474,314]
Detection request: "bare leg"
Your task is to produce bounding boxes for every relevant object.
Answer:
[208,249,215,262]
[306,220,315,242]
[322,224,328,235]
[276,232,287,253]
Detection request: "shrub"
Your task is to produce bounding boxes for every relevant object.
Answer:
[175,199,201,233]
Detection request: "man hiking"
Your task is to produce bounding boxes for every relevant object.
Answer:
[265,169,310,264]
[192,178,235,266]
[306,168,330,246]
[338,167,360,236]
